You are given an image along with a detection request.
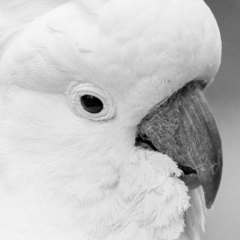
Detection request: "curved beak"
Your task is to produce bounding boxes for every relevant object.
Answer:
[137,81,223,209]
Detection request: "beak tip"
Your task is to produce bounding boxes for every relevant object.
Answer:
[201,155,223,209]
[203,174,222,209]
[205,190,217,209]
[206,201,214,209]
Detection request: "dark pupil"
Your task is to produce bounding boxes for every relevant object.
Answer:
[80,95,103,114]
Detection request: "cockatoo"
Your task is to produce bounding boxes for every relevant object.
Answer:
[0,0,222,239]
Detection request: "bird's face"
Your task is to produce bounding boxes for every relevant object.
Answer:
[0,0,222,239]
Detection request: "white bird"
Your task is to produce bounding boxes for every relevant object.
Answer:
[0,0,222,240]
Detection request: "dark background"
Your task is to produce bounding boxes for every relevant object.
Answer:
[201,0,240,239]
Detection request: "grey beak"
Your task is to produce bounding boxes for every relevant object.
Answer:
[137,81,223,209]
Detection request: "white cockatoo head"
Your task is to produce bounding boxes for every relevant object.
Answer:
[0,0,222,240]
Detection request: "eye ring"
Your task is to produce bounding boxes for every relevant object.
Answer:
[67,82,116,121]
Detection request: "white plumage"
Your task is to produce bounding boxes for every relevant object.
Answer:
[0,0,221,240]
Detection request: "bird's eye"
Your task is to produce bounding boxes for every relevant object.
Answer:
[80,95,103,114]
[67,82,116,121]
